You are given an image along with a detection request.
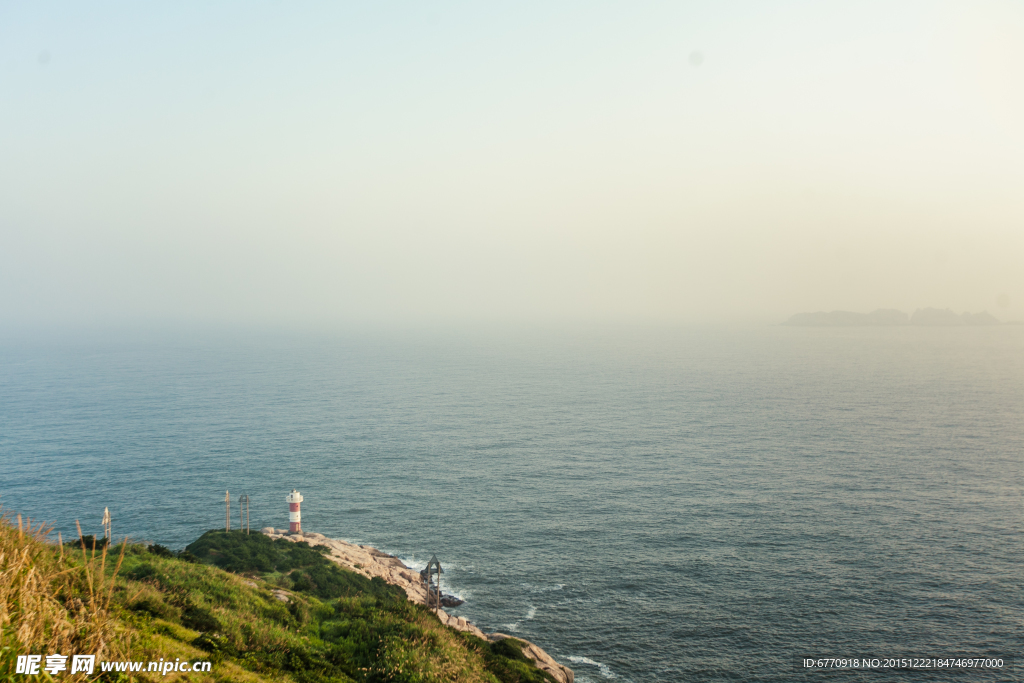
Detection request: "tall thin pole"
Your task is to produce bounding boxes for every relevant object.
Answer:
[238,494,251,534]
[225,490,230,532]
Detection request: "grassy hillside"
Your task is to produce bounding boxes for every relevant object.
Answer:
[0,513,132,683]
[1,513,556,683]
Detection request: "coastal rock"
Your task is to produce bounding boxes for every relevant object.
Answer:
[489,633,575,683]
[263,529,573,683]
[433,608,487,639]
[420,569,465,606]
[424,589,464,607]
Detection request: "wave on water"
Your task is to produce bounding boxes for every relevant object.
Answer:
[501,604,537,633]
[394,553,473,573]
[568,656,618,679]
[439,584,470,601]
[520,583,564,593]
[394,555,426,572]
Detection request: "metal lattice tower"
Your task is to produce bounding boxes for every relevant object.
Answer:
[425,555,443,611]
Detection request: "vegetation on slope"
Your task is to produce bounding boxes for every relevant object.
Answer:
[1,513,556,683]
[0,513,131,682]
[185,531,400,602]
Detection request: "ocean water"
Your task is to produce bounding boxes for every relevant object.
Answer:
[2,325,1022,682]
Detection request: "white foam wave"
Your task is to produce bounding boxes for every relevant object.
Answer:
[440,584,471,601]
[502,622,520,632]
[567,656,617,679]
[394,554,472,574]
[520,583,565,593]
[400,557,427,571]
[525,606,537,620]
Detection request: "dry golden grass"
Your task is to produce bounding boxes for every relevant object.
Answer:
[0,507,133,679]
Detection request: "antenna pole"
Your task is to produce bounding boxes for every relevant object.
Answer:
[238,494,251,534]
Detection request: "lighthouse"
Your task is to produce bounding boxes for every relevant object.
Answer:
[286,489,303,533]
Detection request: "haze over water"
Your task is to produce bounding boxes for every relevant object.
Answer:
[3,2,1024,327]
[2,325,1021,681]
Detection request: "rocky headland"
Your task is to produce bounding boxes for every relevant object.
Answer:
[261,527,574,683]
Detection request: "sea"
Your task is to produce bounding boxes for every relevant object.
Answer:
[2,325,1021,682]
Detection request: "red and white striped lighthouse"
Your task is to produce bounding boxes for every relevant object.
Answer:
[286,489,303,533]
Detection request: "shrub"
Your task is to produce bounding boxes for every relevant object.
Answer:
[147,543,174,558]
[177,549,200,563]
[128,595,179,621]
[125,563,157,581]
[191,632,237,660]
[181,604,222,633]
[490,637,533,663]
[64,533,109,550]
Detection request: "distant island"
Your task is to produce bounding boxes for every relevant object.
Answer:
[782,308,1003,327]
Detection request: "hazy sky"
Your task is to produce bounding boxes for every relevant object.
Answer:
[2,1,1022,326]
